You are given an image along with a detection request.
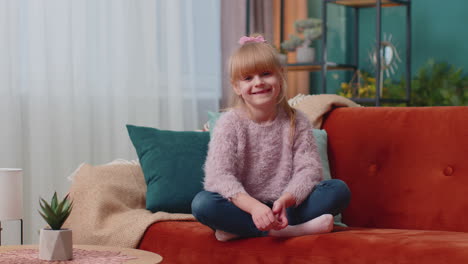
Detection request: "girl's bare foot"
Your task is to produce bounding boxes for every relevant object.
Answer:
[269,214,334,237]
[215,229,239,242]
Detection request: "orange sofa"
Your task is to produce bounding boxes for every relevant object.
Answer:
[138,106,468,263]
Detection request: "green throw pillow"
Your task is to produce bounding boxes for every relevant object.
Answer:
[126,125,209,213]
[311,129,331,181]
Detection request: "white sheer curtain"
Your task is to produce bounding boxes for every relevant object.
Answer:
[0,0,220,244]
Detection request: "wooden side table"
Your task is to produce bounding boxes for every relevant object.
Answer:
[0,244,162,263]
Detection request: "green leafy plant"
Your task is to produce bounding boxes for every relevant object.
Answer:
[338,70,403,101]
[338,70,377,98]
[338,60,468,106]
[273,44,288,55]
[281,18,322,52]
[410,59,468,106]
[39,192,73,230]
[281,34,304,52]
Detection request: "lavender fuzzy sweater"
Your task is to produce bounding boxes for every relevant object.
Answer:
[203,108,323,206]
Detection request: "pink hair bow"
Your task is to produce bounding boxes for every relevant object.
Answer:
[238,35,266,45]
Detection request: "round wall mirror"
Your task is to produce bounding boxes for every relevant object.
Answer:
[371,41,396,70]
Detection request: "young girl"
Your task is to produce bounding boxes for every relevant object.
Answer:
[192,35,351,241]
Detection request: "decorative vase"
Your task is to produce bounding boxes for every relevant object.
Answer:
[39,229,73,261]
[296,45,315,63]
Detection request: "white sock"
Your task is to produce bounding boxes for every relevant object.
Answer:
[215,230,239,242]
[269,214,334,237]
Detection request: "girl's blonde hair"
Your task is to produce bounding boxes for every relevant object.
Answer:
[228,35,297,144]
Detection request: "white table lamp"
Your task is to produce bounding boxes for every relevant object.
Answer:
[0,168,23,245]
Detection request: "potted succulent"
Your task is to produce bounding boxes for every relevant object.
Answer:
[38,192,73,261]
[281,18,322,63]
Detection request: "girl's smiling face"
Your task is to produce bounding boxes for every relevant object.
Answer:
[229,41,287,114]
[233,70,281,110]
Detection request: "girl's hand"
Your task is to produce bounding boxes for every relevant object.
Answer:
[272,200,288,230]
[272,192,296,230]
[251,203,277,231]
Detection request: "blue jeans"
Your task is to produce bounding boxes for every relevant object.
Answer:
[191,179,351,238]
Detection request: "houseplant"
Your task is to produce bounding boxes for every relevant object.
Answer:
[38,192,73,261]
[410,59,468,106]
[338,60,468,106]
[281,18,322,63]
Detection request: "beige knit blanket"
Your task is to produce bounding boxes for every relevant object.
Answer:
[289,94,361,128]
[64,160,195,248]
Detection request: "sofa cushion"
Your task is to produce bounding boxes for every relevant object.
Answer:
[323,106,468,232]
[126,125,209,213]
[139,221,468,263]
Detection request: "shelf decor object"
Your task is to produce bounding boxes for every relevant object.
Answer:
[281,18,323,63]
[369,33,402,79]
[0,168,23,245]
[368,32,402,97]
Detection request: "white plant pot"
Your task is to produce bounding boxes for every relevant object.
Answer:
[296,46,315,63]
[39,229,73,261]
